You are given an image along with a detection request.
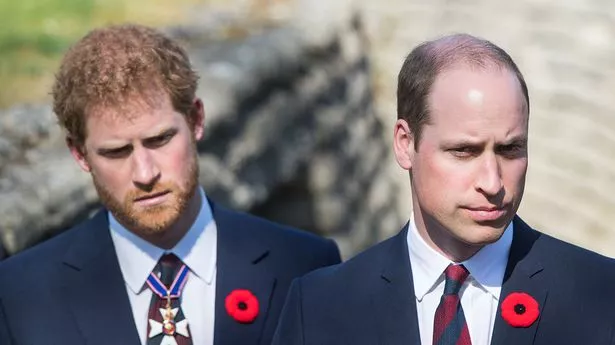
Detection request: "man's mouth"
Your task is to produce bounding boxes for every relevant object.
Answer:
[133,190,171,205]
[462,205,508,222]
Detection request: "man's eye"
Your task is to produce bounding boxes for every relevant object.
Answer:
[146,134,173,148]
[497,144,526,158]
[101,147,131,158]
[450,147,478,157]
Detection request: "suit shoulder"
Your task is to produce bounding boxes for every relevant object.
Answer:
[0,218,90,290]
[537,232,615,270]
[213,203,341,271]
[216,205,337,250]
[299,233,398,289]
[1,223,84,269]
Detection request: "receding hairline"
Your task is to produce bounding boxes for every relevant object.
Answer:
[421,34,514,72]
[420,33,529,113]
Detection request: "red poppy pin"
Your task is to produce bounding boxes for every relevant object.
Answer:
[225,289,259,324]
[501,292,540,327]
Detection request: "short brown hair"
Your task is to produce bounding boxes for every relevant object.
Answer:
[52,24,199,146]
[397,33,529,148]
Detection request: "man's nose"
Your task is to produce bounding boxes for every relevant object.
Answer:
[475,153,503,196]
[131,148,160,189]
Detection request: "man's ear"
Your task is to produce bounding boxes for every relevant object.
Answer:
[189,98,205,141]
[393,119,415,171]
[66,136,91,172]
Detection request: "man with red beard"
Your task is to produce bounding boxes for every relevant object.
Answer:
[0,24,340,345]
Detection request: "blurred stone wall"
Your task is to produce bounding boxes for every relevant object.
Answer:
[2,0,614,260]
[216,0,615,256]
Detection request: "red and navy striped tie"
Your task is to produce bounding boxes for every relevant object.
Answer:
[432,264,472,345]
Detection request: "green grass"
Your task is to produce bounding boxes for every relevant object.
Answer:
[0,0,205,108]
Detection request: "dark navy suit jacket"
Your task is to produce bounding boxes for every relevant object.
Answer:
[273,217,615,345]
[0,200,341,345]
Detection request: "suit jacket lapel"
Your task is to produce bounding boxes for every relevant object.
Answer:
[212,202,275,345]
[371,224,421,345]
[59,210,141,345]
[491,217,548,345]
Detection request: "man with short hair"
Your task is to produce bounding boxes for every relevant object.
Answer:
[0,24,340,345]
[272,33,615,345]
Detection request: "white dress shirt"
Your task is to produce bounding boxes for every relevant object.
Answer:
[109,187,217,345]
[407,216,513,345]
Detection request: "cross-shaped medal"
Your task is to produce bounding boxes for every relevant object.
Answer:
[148,295,190,345]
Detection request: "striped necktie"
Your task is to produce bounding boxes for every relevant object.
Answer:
[432,264,472,345]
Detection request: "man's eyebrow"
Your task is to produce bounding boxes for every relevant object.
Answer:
[440,138,484,147]
[143,127,178,140]
[96,143,132,155]
[498,135,528,146]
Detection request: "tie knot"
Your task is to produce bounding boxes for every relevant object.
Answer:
[159,253,181,267]
[157,253,182,287]
[443,264,469,295]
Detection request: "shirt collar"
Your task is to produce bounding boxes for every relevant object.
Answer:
[463,221,513,299]
[109,187,217,294]
[407,214,513,301]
